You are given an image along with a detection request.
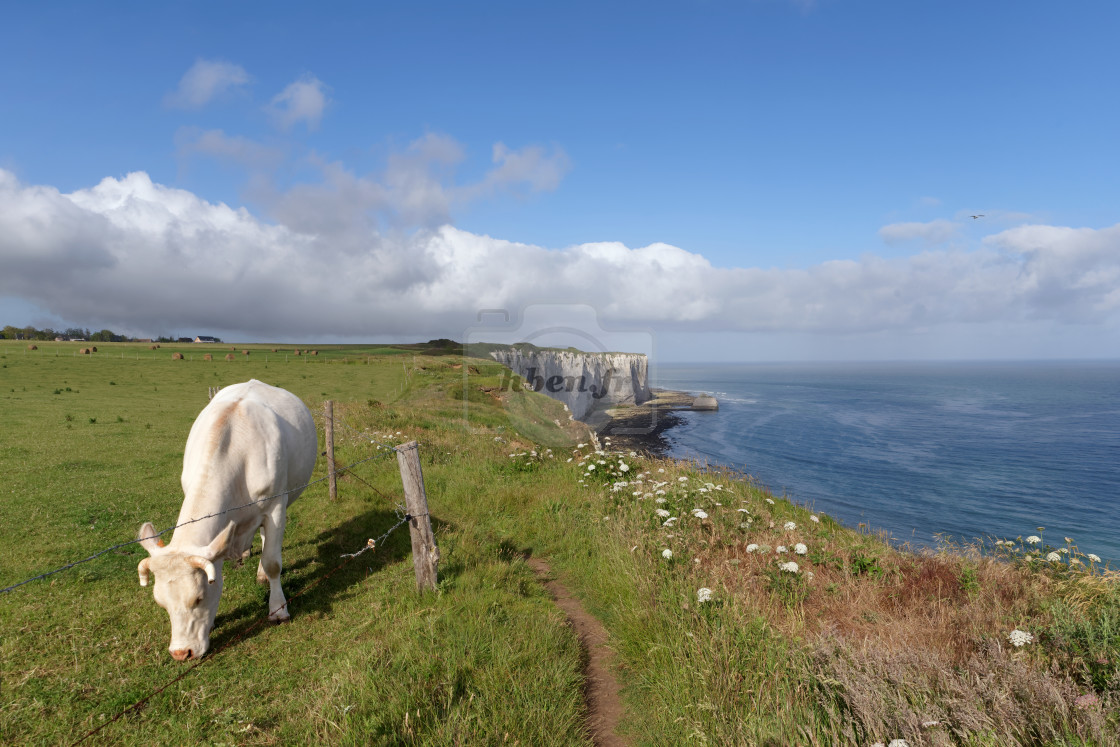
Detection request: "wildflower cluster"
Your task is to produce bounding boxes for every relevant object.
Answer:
[991,529,1107,576]
[503,446,555,474]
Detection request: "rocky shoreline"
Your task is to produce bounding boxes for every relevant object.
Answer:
[594,388,697,456]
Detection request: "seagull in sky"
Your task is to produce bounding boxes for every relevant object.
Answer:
[970,214,985,219]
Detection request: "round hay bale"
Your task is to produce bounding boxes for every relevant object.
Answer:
[225,353,235,361]
[91,346,97,353]
[81,348,91,355]
[294,350,302,356]
[27,344,37,350]
[242,350,250,356]
[271,348,278,353]
[172,352,184,360]
[203,353,213,361]
[150,344,158,350]
[311,350,318,356]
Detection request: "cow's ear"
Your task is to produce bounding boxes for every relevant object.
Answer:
[138,522,165,555]
[204,521,237,560]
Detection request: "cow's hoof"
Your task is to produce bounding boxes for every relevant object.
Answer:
[256,571,269,585]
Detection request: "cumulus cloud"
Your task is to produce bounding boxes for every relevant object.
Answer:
[2,169,1119,343]
[270,74,329,131]
[879,219,959,247]
[165,60,251,109]
[258,134,570,237]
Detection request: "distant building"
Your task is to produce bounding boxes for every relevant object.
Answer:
[177,337,193,343]
[194,335,221,343]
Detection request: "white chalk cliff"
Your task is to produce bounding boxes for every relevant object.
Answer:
[489,347,652,421]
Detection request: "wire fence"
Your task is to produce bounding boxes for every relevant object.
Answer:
[70,506,418,746]
[0,446,399,595]
[4,397,439,745]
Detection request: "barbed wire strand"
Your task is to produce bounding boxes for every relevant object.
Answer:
[1,447,399,595]
[70,514,416,746]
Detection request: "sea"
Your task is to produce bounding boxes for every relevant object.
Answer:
[653,361,1120,564]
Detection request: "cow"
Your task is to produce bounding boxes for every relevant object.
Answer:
[137,380,317,661]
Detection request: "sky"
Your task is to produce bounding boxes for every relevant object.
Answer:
[1,1,1119,362]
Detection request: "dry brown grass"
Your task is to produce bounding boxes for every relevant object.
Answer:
[606,454,1120,744]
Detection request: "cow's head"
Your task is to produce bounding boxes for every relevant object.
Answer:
[137,521,235,661]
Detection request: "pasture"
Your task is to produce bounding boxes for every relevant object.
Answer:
[3,339,1119,745]
[0,340,586,745]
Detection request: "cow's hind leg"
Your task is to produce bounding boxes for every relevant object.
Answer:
[259,504,291,623]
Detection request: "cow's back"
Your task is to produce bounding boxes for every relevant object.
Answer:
[179,381,316,534]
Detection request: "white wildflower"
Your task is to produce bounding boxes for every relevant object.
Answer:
[678,476,688,482]
[587,464,596,471]
[1058,547,1069,554]
[810,515,820,523]
[746,544,759,553]
[1008,629,1034,647]
[619,463,630,472]
[778,561,799,573]
[765,498,775,505]
[655,509,671,518]
[783,521,797,531]
[888,741,910,747]
[794,543,808,555]
[663,517,678,527]
[1025,535,1041,544]
[697,587,713,604]
[656,497,667,504]
[1070,558,1082,566]
[662,549,673,559]
[1089,553,1102,563]
[1047,552,1062,562]
[776,545,788,554]
[691,509,709,519]
[658,468,665,473]
[737,508,750,513]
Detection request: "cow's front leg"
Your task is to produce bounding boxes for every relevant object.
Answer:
[259,505,290,623]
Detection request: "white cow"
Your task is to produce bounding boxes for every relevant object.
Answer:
[137,380,317,661]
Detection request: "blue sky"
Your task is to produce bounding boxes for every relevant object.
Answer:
[2,1,1118,361]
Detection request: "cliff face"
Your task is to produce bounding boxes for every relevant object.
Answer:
[489,347,652,421]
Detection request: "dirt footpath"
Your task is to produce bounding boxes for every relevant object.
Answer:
[528,558,630,747]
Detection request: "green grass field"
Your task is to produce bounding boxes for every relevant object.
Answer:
[2,340,1119,745]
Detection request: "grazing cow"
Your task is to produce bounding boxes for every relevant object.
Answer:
[137,380,317,661]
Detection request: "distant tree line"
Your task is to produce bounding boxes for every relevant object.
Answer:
[2,325,133,342]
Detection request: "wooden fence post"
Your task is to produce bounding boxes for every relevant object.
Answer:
[396,440,439,592]
[325,401,337,501]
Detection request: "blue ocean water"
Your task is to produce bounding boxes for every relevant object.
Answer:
[654,361,1120,563]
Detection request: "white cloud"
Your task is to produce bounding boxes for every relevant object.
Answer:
[165,60,250,109]
[270,74,329,131]
[2,169,1118,346]
[879,219,959,247]
[175,128,285,169]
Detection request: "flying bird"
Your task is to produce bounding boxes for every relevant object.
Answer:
[970,214,985,219]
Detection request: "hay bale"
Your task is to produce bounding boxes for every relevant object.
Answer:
[27,344,37,350]
[91,346,97,353]
[225,353,235,361]
[242,350,250,356]
[150,344,158,350]
[172,352,183,360]
[271,348,278,353]
[311,350,318,356]
[81,348,91,355]
[294,350,302,356]
[203,354,213,361]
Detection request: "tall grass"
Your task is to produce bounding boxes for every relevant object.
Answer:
[2,340,1118,744]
